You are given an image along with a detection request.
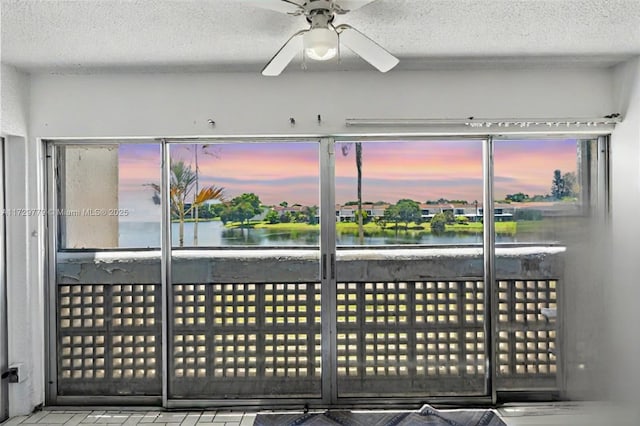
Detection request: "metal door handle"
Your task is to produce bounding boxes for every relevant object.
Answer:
[322,254,327,279]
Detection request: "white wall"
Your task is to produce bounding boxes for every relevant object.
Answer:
[29,68,613,138]
[1,64,44,416]
[1,65,619,413]
[609,57,640,401]
[1,64,29,136]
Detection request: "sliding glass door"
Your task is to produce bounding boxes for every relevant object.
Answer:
[52,142,163,401]
[333,140,488,397]
[167,141,323,399]
[492,138,604,392]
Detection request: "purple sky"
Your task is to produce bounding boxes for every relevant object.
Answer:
[118,139,579,220]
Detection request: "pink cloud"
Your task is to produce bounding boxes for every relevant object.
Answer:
[118,139,581,208]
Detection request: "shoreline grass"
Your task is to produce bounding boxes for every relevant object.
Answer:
[233,220,519,235]
[174,218,221,223]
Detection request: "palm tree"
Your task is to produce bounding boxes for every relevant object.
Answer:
[147,160,224,247]
[342,142,364,244]
[355,143,364,244]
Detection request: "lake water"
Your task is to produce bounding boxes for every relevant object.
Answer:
[119,221,516,248]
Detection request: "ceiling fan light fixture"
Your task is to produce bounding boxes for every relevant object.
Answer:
[303,28,338,61]
[254,0,398,75]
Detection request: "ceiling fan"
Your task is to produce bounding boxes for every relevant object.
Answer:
[243,0,399,76]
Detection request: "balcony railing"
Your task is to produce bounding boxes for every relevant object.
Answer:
[55,246,561,399]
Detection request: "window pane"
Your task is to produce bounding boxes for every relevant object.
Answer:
[58,143,161,249]
[335,140,484,246]
[168,142,319,248]
[494,139,589,244]
[493,138,597,391]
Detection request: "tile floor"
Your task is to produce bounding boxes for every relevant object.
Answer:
[0,411,255,426]
[2,403,639,426]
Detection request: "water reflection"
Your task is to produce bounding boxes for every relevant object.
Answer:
[221,228,263,245]
[120,221,503,248]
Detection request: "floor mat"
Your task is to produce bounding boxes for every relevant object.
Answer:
[253,405,506,426]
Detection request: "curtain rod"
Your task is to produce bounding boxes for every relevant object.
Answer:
[345,115,622,128]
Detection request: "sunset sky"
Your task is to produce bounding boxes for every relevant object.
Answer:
[118,139,578,221]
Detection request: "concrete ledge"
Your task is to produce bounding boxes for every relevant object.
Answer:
[57,246,565,284]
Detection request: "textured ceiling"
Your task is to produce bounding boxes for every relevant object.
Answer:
[2,0,640,72]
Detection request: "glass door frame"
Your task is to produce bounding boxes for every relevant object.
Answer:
[489,135,611,398]
[45,139,165,406]
[329,136,494,405]
[43,133,611,408]
[163,137,329,408]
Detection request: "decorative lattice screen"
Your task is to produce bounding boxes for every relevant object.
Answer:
[57,284,162,395]
[56,279,558,398]
[170,282,322,398]
[337,281,486,396]
[496,279,558,390]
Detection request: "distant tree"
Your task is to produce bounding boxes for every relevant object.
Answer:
[430,213,447,234]
[294,211,307,223]
[425,198,466,205]
[551,169,578,199]
[506,192,530,202]
[383,205,401,229]
[280,212,292,223]
[305,205,319,225]
[551,169,565,199]
[354,209,370,225]
[456,215,469,224]
[198,204,215,219]
[221,193,262,227]
[396,199,421,230]
[279,201,288,208]
[265,209,280,224]
[375,216,388,230]
[443,210,455,224]
[562,172,577,198]
[211,203,226,219]
[345,200,374,206]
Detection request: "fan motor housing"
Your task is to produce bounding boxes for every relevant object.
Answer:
[305,0,334,15]
[305,3,335,27]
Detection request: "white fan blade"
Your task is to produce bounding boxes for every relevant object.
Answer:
[334,0,377,13]
[262,30,306,76]
[337,24,399,72]
[241,0,304,15]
